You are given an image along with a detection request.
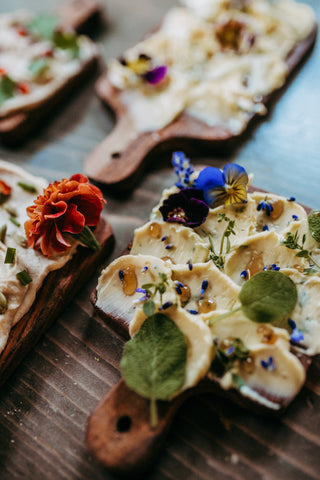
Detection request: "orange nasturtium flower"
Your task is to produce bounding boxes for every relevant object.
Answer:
[25,174,105,257]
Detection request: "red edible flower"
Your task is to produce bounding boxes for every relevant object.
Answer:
[25,174,105,257]
[0,68,6,76]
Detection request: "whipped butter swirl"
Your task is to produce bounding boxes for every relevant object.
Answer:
[108,0,316,134]
[0,161,75,354]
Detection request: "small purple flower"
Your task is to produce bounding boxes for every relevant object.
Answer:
[261,356,276,371]
[225,346,235,356]
[175,281,184,295]
[288,319,304,344]
[158,301,173,310]
[187,260,193,271]
[143,65,167,85]
[292,215,299,221]
[263,264,280,271]
[159,188,209,228]
[200,279,208,296]
[172,152,195,188]
[118,270,124,281]
[288,197,296,202]
[240,270,247,279]
[262,225,269,231]
[141,266,148,272]
[136,287,149,302]
[187,309,199,315]
[257,200,273,216]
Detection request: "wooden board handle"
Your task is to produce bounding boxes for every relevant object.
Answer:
[57,0,103,33]
[86,379,185,476]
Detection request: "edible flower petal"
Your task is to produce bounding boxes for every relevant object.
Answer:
[172,151,195,188]
[25,174,105,257]
[143,65,167,85]
[159,188,209,228]
[196,163,248,207]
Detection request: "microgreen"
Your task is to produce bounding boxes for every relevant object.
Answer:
[209,213,236,269]
[28,13,59,40]
[141,272,169,305]
[28,58,50,79]
[121,313,187,427]
[308,210,320,244]
[0,75,16,104]
[282,231,320,271]
[211,337,249,379]
[209,270,297,326]
[17,181,37,193]
[53,31,80,59]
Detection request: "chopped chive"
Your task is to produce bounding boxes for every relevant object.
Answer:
[0,224,7,243]
[9,217,21,227]
[4,204,18,217]
[17,181,37,193]
[16,270,32,286]
[4,247,16,264]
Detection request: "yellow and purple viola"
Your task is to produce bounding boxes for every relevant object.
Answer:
[196,163,249,208]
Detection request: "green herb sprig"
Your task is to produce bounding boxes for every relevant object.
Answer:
[141,273,169,315]
[209,270,297,326]
[281,231,320,271]
[121,313,187,428]
[209,213,236,269]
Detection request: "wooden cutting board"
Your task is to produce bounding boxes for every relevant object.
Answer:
[0,216,114,387]
[86,186,315,476]
[84,25,317,193]
[0,0,103,145]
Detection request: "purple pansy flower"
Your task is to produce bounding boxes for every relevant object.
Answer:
[195,163,248,207]
[143,65,167,85]
[159,188,209,228]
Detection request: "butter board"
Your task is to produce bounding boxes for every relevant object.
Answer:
[86,181,316,475]
[84,2,317,192]
[0,216,114,387]
[0,0,103,145]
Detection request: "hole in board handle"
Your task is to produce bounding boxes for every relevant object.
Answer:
[117,415,132,433]
[111,152,121,159]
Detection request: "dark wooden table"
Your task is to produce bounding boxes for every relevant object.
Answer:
[1,1,320,479]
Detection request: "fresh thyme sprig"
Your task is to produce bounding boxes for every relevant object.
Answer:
[281,231,320,271]
[209,213,236,269]
[139,273,170,315]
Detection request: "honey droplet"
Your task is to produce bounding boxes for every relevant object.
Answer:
[257,325,277,345]
[242,355,255,374]
[148,222,162,239]
[270,200,284,220]
[180,285,191,304]
[198,298,216,314]
[293,264,304,273]
[246,251,264,277]
[161,256,175,264]
[121,265,138,296]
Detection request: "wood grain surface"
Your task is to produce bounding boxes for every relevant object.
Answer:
[0,1,320,479]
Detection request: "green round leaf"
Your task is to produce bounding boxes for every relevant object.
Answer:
[308,210,320,244]
[239,270,297,323]
[121,313,187,401]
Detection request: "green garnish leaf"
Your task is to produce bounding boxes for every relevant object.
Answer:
[9,217,20,227]
[53,31,80,59]
[0,75,16,105]
[282,231,320,270]
[121,313,187,427]
[28,13,59,40]
[4,247,16,264]
[17,181,37,193]
[239,270,297,323]
[308,210,320,244]
[16,270,32,286]
[28,58,50,79]
[143,299,155,317]
[72,225,100,251]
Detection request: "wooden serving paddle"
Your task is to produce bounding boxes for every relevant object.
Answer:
[0,216,114,387]
[86,348,311,476]
[86,186,315,475]
[84,26,317,193]
[0,0,104,145]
